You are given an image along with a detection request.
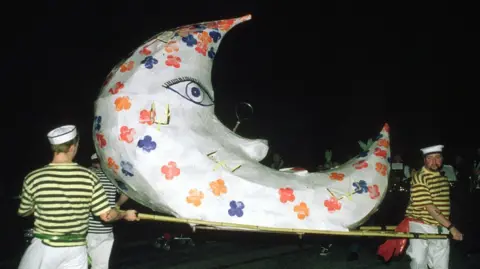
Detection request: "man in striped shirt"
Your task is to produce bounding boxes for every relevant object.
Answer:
[405,145,463,269]
[87,153,129,269]
[17,125,138,269]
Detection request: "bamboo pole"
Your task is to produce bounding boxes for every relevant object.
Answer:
[358,226,397,231]
[133,212,448,239]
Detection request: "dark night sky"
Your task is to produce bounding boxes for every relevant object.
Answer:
[2,1,479,194]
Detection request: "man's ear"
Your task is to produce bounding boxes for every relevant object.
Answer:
[68,144,77,153]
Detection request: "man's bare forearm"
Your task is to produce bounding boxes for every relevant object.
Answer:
[425,204,451,228]
[116,194,129,208]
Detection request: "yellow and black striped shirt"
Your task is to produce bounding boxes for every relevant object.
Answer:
[18,163,111,247]
[405,167,450,225]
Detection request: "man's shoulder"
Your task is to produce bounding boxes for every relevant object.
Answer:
[411,168,429,184]
[24,164,95,186]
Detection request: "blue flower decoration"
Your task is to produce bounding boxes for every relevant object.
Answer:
[374,134,383,141]
[207,47,216,59]
[94,116,102,132]
[228,200,245,217]
[388,157,392,164]
[137,135,157,152]
[182,34,197,47]
[116,179,129,192]
[353,180,368,194]
[120,161,134,177]
[209,31,222,42]
[359,151,368,157]
[141,56,158,69]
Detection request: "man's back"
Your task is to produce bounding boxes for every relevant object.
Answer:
[18,163,110,247]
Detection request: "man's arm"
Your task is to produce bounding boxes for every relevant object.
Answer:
[116,194,129,208]
[17,182,34,217]
[425,205,451,228]
[90,175,128,223]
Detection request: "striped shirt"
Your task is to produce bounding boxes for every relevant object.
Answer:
[88,167,117,233]
[18,163,111,247]
[405,167,451,225]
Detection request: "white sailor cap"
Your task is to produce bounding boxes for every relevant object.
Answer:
[91,153,98,160]
[420,145,444,156]
[47,125,78,145]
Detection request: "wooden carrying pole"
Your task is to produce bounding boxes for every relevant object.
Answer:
[133,212,448,239]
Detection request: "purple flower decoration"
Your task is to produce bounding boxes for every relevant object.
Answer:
[120,161,134,177]
[137,135,157,152]
[141,56,158,69]
[181,34,197,47]
[207,47,215,59]
[94,116,102,132]
[209,31,221,42]
[359,151,368,157]
[353,180,368,194]
[228,200,245,217]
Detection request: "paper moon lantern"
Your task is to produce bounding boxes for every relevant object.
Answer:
[93,14,391,231]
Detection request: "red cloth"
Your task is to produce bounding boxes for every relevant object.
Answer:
[377,218,423,262]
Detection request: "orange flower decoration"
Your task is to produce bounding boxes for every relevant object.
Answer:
[107,157,119,172]
[375,162,388,176]
[114,97,131,111]
[217,19,235,31]
[210,179,227,196]
[329,172,345,181]
[165,41,179,53]
[278,188,295,203]
[119,61,134,73]
[377,139,390,149]
[197,31,213,44]
[161,161,180,180]
[108,82,124,95]
[186,189,204,207]
[324,197,342,213]
[294,202,309,220]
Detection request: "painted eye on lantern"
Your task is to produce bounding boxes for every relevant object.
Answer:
[162,77,214,106]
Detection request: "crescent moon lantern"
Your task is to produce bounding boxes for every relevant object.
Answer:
[93,15,391,231]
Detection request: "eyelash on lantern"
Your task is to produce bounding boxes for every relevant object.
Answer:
[162,76,206,90]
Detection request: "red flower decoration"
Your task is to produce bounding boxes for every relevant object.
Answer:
[324,197,342,213]
[161,161,180,180]
[278,188,295,203]
[368,184,380,199]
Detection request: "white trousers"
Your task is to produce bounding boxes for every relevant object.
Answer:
[87,232,115,269]
[18,238,87,269]
[406,222,450,269]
